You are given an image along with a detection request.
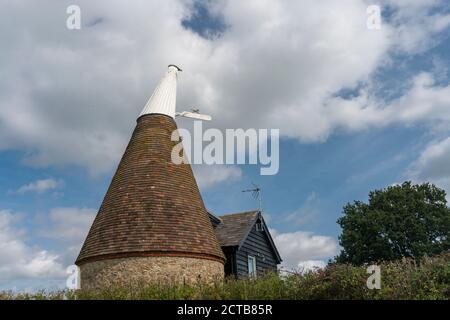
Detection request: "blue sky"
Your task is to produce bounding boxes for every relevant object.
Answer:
[0,0,449,291]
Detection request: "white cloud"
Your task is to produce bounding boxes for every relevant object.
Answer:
[0,0,449,174]
[0,207,97,288]
[381,0,450,54]
[0,210,65,282]
[16,178,63,194]
[270,229,339,271]
[284,192,320,226]
[194,165,242,189]
[296,260,327,272]
[408,137,450,199]
[322,72,450,135]
[37,207,97,266]
[38,207,96,243]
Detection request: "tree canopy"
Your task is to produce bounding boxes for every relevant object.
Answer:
[336,181,450,265]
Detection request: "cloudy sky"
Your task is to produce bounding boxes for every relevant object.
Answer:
[0,0,449,291]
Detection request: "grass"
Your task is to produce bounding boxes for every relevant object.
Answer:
[1,253,449,300]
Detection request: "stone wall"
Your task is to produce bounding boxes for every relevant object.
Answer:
[79,256,224,290]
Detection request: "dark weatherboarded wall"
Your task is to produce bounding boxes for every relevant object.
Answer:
[235,218,279,278]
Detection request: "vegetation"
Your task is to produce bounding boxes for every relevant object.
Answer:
[336,182,450,265]
[1,253,449,300]
[2,181,449,300]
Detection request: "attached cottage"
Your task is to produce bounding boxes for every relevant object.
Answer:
[210,211,282,278]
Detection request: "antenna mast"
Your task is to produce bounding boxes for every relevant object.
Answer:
[242,182,263,212]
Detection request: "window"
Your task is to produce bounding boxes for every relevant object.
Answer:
[255,222,264,232]
[248,255,257,278]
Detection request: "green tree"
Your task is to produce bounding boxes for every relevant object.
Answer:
[336,181,450,265]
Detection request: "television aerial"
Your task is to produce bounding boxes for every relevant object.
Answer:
[242,182,263,212]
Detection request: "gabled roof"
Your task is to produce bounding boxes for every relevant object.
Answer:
[214,210,282,263]
[214,211,259,247]
[208,211,222,228]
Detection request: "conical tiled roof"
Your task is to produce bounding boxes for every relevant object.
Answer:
[76,67,225,265]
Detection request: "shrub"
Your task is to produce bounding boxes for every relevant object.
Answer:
[1,253,449,300]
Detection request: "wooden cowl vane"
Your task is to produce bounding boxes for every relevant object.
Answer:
[76,65,225,288]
